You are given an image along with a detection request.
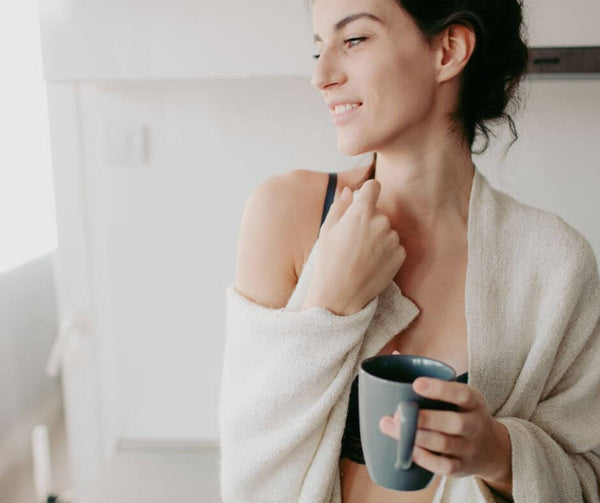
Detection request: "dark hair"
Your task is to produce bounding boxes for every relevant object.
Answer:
[309,0,531,190]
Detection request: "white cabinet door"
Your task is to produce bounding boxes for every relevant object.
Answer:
[525,0,600,46]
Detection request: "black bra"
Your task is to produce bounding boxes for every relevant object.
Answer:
[318,170,469,465]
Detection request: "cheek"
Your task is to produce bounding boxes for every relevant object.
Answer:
[371,60,435,119]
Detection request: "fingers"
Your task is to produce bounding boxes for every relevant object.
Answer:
[413,378,480,411]
[353,179,381,210]
[379,415,400,440]
[321,179,382,239]
[321,185,353,232]
[322,179,381,233]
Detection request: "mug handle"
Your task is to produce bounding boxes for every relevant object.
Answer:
[394,401,419,470]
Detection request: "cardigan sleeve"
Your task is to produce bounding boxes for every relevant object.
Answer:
[495,243,600,503]
[218,284,378,503]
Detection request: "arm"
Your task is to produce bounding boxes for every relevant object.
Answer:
[232,172,301,310]
[219,172,378,502]
[493,241,600,503]
[220,284,378,502]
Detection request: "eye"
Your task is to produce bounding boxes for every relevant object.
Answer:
[312,37,367,60]
[344,37,367,49]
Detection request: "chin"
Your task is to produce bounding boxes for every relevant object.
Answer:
[336,134,372,157]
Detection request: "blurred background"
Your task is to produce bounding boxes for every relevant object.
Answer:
[0,0,599,502]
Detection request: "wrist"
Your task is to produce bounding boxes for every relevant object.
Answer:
[302,289,348,315]
[480,419,513,498]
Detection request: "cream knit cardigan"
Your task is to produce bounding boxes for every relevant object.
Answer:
[219,167,600,503]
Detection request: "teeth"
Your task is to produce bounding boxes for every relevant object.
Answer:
[334,103,360,114]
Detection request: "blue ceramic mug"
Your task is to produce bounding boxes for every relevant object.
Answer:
[358,354,457,491]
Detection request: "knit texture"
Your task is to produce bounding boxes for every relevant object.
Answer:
[219,166,600,503]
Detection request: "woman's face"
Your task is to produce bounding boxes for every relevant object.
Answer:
[311,0,440,156]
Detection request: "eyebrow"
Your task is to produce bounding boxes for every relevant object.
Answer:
[313,12,384,43]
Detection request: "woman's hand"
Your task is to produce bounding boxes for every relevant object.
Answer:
[305,180,406,315]
[378,373,512,485]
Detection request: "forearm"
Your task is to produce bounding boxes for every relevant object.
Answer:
[221,285,379,499]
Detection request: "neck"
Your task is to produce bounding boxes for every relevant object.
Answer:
[372,151,475,245]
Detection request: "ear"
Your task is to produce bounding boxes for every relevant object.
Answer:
[433,24,476,84]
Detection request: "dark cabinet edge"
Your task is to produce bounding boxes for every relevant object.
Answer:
[527,46,600,75]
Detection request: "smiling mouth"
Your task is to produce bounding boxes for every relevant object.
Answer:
[331,103,362,115]
[331,103,362,124]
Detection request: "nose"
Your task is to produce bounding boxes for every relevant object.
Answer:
[310,47,346,91]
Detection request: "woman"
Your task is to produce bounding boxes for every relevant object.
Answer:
[219,0,600,502]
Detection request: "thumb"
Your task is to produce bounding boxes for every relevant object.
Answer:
[392,350,401,355]
[320,186,353,233]
[354,179,381,214]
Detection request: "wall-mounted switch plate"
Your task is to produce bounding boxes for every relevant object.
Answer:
[103,122,147,166]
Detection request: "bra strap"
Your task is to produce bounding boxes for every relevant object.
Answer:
[319,172,338,235]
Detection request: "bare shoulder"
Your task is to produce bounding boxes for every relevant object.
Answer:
[234,167,368,309]
[233,169,326,309]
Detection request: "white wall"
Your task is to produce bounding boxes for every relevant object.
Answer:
[478,78,600,255]
[38,0,314,80]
